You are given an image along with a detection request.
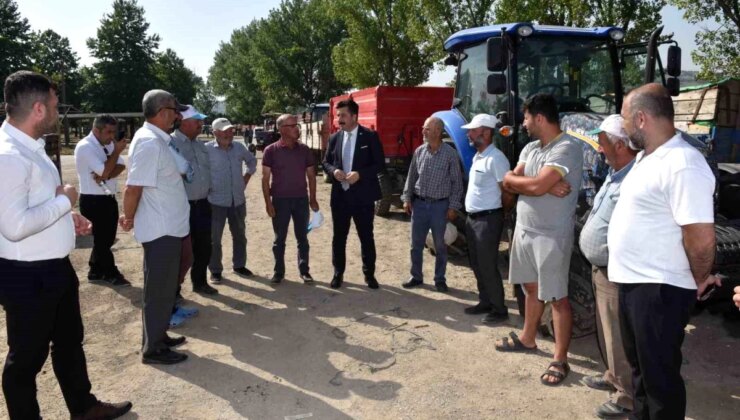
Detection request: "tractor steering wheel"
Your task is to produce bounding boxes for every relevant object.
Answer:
[534,83,566,96]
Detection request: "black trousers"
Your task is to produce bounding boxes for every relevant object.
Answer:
[189,199,212,287]
[331,201,376,277]
[619,282,695,420]
[465,210,507,314]
[142,236,182,355]
[271,196,310,276]
[79,194,120,278]
[0,257,98,419]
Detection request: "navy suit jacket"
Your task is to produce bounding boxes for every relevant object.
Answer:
[323,125,385,206]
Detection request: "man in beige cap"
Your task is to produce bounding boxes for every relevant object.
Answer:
[206,117,257,282]
[579,114,638,418]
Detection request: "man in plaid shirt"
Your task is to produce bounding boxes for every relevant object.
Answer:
[401,116,463,292]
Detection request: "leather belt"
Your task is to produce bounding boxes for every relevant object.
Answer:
[467,208,502,219]
[413,194,447,203]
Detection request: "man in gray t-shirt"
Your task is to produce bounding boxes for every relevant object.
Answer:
[496,94,582,387]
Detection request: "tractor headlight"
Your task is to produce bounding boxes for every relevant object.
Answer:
[609,28,625,41]
[517,24,534,37]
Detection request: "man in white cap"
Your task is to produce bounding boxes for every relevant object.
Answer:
[460,114,514,320]
[579,114,638,418]
[206,117,257,283]
[170,105,218,295]
[497,93,583,387]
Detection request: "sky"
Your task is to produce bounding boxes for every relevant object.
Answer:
[17,0,716,86]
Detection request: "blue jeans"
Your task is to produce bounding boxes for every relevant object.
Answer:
[410,198,448,284]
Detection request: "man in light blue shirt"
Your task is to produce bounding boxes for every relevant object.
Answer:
[578,115,637,419]
[206,118,257,282]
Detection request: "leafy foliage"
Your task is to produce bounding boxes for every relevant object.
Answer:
[0,0,31,82]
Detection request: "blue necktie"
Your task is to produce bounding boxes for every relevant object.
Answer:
[341,131,352,190]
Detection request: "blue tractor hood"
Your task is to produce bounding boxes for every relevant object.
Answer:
[444,23,618,51]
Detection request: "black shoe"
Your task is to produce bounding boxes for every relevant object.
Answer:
[142,348,187,365]
[464,304,492,315]
[582,374,617,392]
[234,267,253,277]
[164,334,186,347]
[300,273,314,285]
[194,284,219,295]
[435,282,449,292]
[210,273,222,284]
[71,400,133,420]
[87,272,105,281]
[365,276,379,289]
[402,278,423,288]
[330,273,343,289]
[105,276,131,287]
[595,401,631,419]
[270,274,284,284]
[481,312,509,325]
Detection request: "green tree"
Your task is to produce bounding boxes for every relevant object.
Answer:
[153,48,202,104]
[331,0,436,87]
[85,0,160,112]
[251,0,349,111]
[670,0,739,80]
[494,0,664,42]
[28,29,85,108]
[208,22,264,123]
[0,0,31,81]
[193,82,218,116]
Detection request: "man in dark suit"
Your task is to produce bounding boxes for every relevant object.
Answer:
[323,99,385,289]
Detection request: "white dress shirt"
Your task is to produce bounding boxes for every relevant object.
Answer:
[74,132,125,195]
[126,122,190,243]
[0,121,75,261]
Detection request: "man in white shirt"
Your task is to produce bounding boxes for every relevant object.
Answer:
[120,89,190,365]
[0,71,131,420]
[608,83,720,419]
[74,114,129,286]
[460,114,514,323]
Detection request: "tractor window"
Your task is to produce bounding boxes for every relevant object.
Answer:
[620,45,661,94]
[455,42,509,121]
[517,37,617,114]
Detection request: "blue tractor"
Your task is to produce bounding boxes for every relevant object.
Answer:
[434,23,740,336]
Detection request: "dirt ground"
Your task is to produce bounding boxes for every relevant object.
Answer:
[1,145,738,420]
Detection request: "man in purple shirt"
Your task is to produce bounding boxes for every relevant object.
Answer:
[261,114,319,284]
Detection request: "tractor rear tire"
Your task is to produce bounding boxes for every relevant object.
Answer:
[375,173,393,217]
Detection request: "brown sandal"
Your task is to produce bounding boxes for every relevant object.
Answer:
[495,331,538,352]
[540,361,570,386]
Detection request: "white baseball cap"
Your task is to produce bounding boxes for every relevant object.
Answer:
[587,114,627,139]
[460,113,499,130]
[212,117,234,132]
[180,105,207,120]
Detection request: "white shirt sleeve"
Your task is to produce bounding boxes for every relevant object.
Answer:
[126,140,160,187]
[492,151,510,182]
[0,155,72,242]
[667,166,715,226]
[75,143,105,176]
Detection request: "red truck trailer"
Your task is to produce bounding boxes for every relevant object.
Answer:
[328,86,454,215]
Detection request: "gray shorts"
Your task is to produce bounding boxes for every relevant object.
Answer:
[509,228,573,301]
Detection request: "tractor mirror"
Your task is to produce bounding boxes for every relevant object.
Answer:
[667,46,681,77]
[487,74,507,95]
[666,76,680,96]
[487,38,507,72]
